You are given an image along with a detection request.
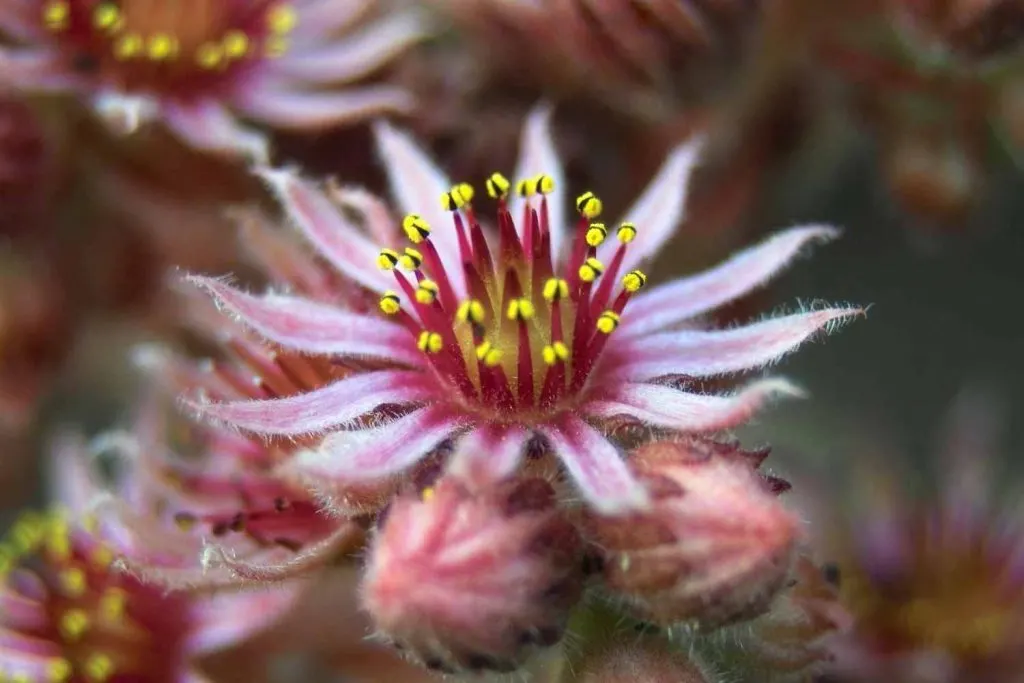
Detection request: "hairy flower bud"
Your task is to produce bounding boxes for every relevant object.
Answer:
[360,476,584,674]
[579,638,712,683]
[583,438,799,628]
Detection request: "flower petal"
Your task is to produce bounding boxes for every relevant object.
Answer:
[254,166,392,293]
[604,137,703,272]
[0,630,64,680]
[621,226,840,337]
[291,0,372,42]
[188,276,417,363]
[0,48,82,91]
[540,416,649,515]
[607,308,861,382]
[585,378,805,431]
[161,100,269,163]
[372,121,467,298]
[276,11,425,84]
[186,370,434,436]
[286,406,470,482]
[186,581,306,654]
[235,81,414,130]
[447,423,531,487]
[509,104,568,261]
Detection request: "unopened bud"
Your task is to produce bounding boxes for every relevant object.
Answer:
[579,638,712,683]
[583,438,799,628]
[361,476,584,674]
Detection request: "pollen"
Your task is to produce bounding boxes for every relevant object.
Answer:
[456,300,486,325]
[596,311,621,334]
[442,183,474,211]
[400,248,424,270]
[379,291,401,315]
[402,214,431,243]
[268,4,298,34]
[43,2,69,31]
[421,487,435,502]
[536,174,555,194]
[516,177,537,197]
[146,34,179,61]
[59,609,90,641]
[223,31,250,59]
[92,4,121,32]
[578,257,605,283]
[475,341,503,367]
[59,567,87,597]
[377,248,400,270]
[196,42,224,69]
[417,331,444,354]
[114,34,144,61]
[542,342,569,365]
[486,172,510,199]
[622,269,647,293]
[83,654,114,683]
[617,222,637,243]
[543,278,569,302]
[46,658,72,683]
[507,298,536,321]
[585,222,608,247]
[99,587,127,622]
[576,191,603,219]
[415,280,440,305]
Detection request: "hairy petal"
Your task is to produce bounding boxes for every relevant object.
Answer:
[188,276,417,363]
[255,166,392,292]
[607,308,861,382]
[235,81,414,130]
[447,423,531,487]
[540,416,649,515]
[186,583,306,654]
[585,378,805,431]
[185,370,434,436]
[622,226,840,337]
[161,100,269,163]
[285,406,471,483]
[510,104,568,261]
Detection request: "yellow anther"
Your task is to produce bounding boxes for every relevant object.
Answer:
[81,513,98,534]
[456,300,486,325]
[264,35,289,58]
[222,31,250,59]
[399,247,423,270]
[585,222,608,247]
[542,342,569,365]
[43,2,69,30]
[475,341,503,367]
[114,33,144,60]
[402,214,431,243]
[59,567,87,597]
[622,269,647,293]
[60,609,90,641]
[421,487,435,502]
[578,257,605,283]
[90,544,114,569]
[99,587,127,622]
[596,311,621,334]
[268,4,298,33]
[172,512,197,532]
[536,174,555,194]
[506,298,536,321]
[417,331,444,354]
[486,172,510,199]
[146,34,178,61]
[377,248,400,270]
[46,658,72,683]
[516,177,537,197]
[84,654,114,683]
[10,512,46,551]
[92,3,121,31]
[415,280,440,305]
[542,278,569,302]
[576,191,602,219]
[195,43,224,69]
[454,182,474,204]
[379,291,401,316]
[617,222,637,244]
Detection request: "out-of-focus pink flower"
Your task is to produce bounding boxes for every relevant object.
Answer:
[0,1,426,160]
[0,434,298,683]
[578,636,712,683]
[187,104,859,516]
[821,391,1024,683]
[361,476,582,673]
[582,437,800,627]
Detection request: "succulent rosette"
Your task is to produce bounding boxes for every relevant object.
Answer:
[0,0,426,159]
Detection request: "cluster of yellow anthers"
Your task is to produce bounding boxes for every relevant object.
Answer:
[41,1,297,67]
[0,510,126,683]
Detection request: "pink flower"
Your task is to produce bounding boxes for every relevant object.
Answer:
[0,433,298,683]
[188,105,860,515]
[0,1,426,160]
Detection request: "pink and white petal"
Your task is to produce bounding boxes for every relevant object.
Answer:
[91,90,159,135]
[234,81,414,130]
[186,370,434,436]
[188,276,417,363]
[0,585,48,633]
[161,100,269,162]
[509,104,568,261]
[0,48,83,91]
[326,185,399,245]
[291,0,373,43]
[0,631,64,679]
[275,11,425,84]
[585,378,805,432]
[0,3,46,43]
[602,137,703,272]
[285,406,471,483]
[447,423,531,487]
[539,416,649,515]
[45,432,101,516]
[607,308,862,382]
[621,225,840,337]
[186,579,309,655]
[255,166,392,293]
[372,121,467,298]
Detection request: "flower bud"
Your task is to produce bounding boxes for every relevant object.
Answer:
[360,476,584,674]
[583,438,799,628]
[578,638,712,683]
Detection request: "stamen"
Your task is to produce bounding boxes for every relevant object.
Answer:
[542,342,569,365]
[379,291,402,315]
[417,331,444,354]
[43,2,70,31]
[223,31,250,59]
[399,247,423,271]
[456,300,486,326]
[585,222,608,248]
[622,269,647,293]
[84,653,115,683]
[268,4,298,34]
[516,178,538,198]
[59,567,87,597]
[506,298,536,321]
[575,191,603,220]
[535,175,556,195]
[377,248,400,270]
[578,257,605,283]
[114,34,144,60]
[596,311,621,334]
[402,214,431,243]
[475,341,503,367]
[92,4,122,32]
[46,659,72,683]
[543,278,569,302]
[196,42,224,68]
[99,588,127,622]
[415,280,440,305]
[486,172,510,199]
[60,609,90,641]
[590,222,638,316]
[617,222,637,243]
[146,34,179,61]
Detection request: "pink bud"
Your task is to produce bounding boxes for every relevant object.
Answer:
[578,638,712,683]
[360,476,584,674]
[583,438,800,627]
